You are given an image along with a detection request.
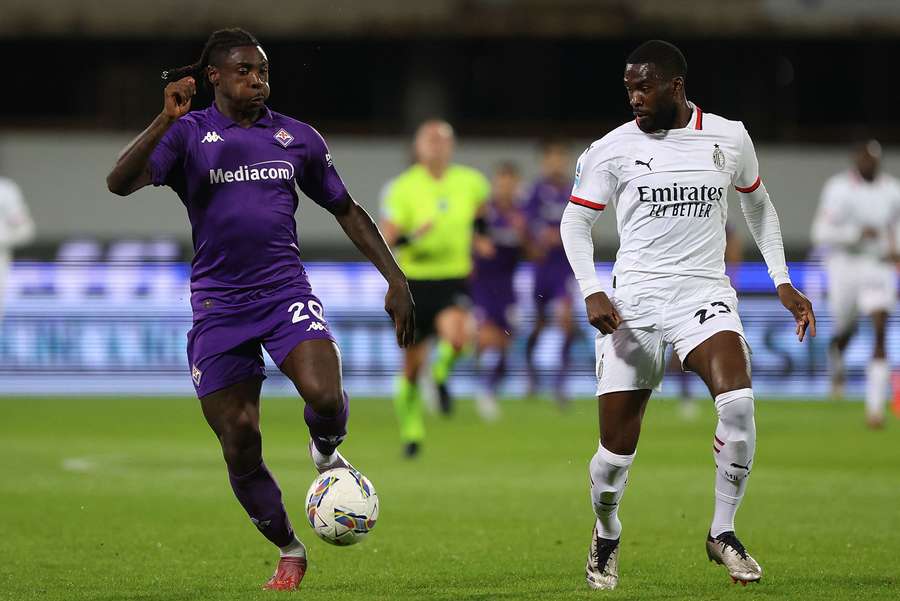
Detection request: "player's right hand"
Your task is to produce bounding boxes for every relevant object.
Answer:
[163,77,196,120]
[585,291,622,334]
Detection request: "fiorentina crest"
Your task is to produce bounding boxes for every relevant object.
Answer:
[274,128,294,148]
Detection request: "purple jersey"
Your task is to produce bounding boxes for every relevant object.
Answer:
[149,104,348,315]
[471,203,523,329]
[524,177,574,305]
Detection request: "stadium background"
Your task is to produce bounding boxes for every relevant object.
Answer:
[3,4,900,601]
[2,0,900,398]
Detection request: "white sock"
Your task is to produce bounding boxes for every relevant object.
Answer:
[710,388,756,538]
[311,444,336,466]
[279,537,307,558]
[829,345,845,385]
[589,443,635,540]
[866,359,889,420]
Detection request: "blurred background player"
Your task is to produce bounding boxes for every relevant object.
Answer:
[0,168,35,317]
[470,162,527,421]
[105,29,414,590]
[380,120,491,456]
[812,140,900,428]
[523,140,578,407]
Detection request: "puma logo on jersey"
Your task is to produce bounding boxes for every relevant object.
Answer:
[635,157,654,171]
[306,321,327,332]
[201,131,224,144]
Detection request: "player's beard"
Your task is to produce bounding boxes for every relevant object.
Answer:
[654,101,678,131]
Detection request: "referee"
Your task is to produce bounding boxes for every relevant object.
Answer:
[380,120,491,457]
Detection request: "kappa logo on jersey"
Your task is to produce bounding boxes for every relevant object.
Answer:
[306,321,327,332]
[209,160,295,184]
[191,364,202,386]
[273,128,294,147]
[201,131,224,144]
[712,144,726,170]
[325,153,334,167]
[634,157,654,171]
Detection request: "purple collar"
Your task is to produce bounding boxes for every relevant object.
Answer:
[208,102,274,129]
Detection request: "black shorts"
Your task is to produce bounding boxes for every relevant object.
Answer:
[408,278,471,343]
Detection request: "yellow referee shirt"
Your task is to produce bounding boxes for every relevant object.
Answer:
[381,164,490,280]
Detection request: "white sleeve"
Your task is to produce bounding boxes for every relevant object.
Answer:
[561,202,604,298]
[0,179,35,249]
[811,179,859,249]
[561,143,618,297]
[733,129,790,287]
[569,143,617,211]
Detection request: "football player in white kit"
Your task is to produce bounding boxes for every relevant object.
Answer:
[0,174,35,315]
[560,41,816,589]
[812,140,900,428]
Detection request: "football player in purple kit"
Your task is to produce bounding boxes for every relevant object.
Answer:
[524,140,579,407]
[470,162,527,420]
[106,29,414,591]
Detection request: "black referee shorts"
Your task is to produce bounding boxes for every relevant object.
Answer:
[407,278,471,344]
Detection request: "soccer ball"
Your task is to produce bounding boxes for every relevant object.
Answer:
[305,467,379,546]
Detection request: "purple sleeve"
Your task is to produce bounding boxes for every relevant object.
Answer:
[149,118,190,187]
[299,127,350,210]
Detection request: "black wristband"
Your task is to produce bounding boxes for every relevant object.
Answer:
[474,216,488,235]
[394,234,412,247]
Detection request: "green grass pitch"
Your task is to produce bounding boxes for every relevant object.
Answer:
[1,395,898,600]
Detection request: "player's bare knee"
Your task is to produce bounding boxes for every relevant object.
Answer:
[303,381,344,416]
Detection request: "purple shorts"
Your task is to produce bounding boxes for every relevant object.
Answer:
[533,264,574,311]
[471,282,517,333]
[186,286,335,398]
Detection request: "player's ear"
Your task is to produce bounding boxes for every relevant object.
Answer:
[207,65,219,87]
[671,76,685,97]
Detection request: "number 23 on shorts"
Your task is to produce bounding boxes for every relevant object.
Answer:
[694,301,732,325]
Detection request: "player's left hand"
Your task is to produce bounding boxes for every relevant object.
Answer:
[385,278,415,348]
[777,283,816,342]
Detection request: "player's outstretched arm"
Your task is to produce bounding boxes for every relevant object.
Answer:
[106,77,196,196]
[560,202,621,334]
[739,182,816,341]
[333,199,415,347]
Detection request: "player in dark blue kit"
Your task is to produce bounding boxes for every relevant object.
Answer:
[106,29,414,591]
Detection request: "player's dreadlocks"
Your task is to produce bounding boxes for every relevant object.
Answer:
[627,40,687,80]
[162,28,261,87]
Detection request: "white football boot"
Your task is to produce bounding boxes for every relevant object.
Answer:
[585,524,620,590]
[706,531,762,585]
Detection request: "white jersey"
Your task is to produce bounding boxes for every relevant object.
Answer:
[570,105,760,289]
[0,176,34,254]
[811,170,900,261]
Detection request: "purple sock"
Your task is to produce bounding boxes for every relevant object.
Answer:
[228,461,294,547]
[555,332,577,388]
[304,391,349,456]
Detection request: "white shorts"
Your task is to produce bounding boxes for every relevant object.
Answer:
[594,287,747,396]
[827,255,897,335]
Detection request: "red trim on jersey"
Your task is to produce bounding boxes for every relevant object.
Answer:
[713,446,720,454]
[714,435,725,447]
[569,195,606,210]
[735,176,762,194]
[695,105,703,130]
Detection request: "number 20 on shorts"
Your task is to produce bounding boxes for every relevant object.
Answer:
[288,300,324,324]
